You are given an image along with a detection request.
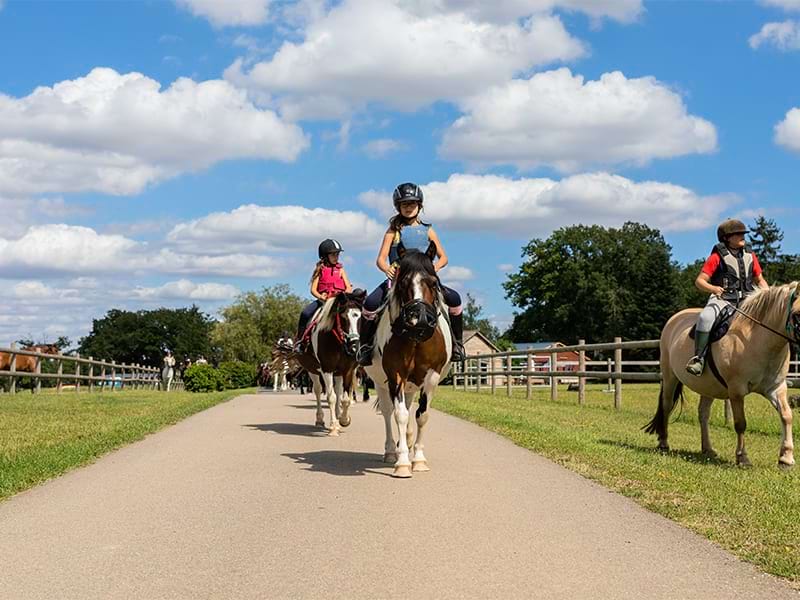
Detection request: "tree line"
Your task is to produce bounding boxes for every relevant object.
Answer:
[44,216,794,367]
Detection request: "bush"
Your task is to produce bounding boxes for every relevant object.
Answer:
[218,361,256,390]
[183,364,223,392]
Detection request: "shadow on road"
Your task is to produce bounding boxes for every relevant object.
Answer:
[283,450,391,477]
[286,404,317,410]
[598,439,730,466]
[244,423,326,437]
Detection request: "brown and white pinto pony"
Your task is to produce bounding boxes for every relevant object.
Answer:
[295,290,365,436]
[645,282,800,468]
[363,247,451,478]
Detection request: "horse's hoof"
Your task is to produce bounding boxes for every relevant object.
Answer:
[657,444,670,453]
[412,460,430,472]
[736,455,752,468]
[327,428,340,437]
[383,453,397,464]
[778,460,794,471]
[392,464,413,478]
[339,416,351,428]
[701,449,718,459]
[315,420,325,428]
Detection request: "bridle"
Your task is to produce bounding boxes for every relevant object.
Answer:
[725,286,800,347]
[392,275,441,343]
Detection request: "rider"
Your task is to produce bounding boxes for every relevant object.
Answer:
[356,182,465,366]
[293,238,353,353]
[685,218,769,376]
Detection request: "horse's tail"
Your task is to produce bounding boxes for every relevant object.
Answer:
[642,380,683,438]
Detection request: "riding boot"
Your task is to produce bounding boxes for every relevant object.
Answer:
[357,318,378,366]
[685,330,710,376]
[450,313,466,363]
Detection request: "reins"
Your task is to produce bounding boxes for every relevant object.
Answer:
[723,286,798,346]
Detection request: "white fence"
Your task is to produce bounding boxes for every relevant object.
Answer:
[453,337,800,412]
[0,344,181,394]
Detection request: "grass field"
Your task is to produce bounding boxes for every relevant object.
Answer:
[435,383,800,586]
[0,388,253,502]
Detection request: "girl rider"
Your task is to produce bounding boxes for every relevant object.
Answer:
[685,218,769,376]
[356,182,465,366]
[293,239,353,353]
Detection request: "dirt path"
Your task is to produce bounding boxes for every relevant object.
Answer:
[0,391,796,599]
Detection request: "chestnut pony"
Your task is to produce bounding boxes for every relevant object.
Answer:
[363,246,451,478]
[645,282,800,468]
[0,344,60,373]
[295,290,365,436]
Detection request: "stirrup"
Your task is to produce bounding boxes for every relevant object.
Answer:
[685,356,704,376]
[357,344,374,367]
[451,341,466,363]
[292,340,304,354]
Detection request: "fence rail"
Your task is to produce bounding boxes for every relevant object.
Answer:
[453,337,800,412]
[0,344,182,394]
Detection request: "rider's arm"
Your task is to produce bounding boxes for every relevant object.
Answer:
[341,268,354,293]
[376,229,396,279]
[428,227,448,272]
[310,276,327,301]
[695,272,724,297]
[755,274,769,289]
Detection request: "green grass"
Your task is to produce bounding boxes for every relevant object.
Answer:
[435,383,800,586]
[0,388,253,502]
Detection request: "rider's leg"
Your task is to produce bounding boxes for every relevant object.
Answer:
[441,285,466,362]
[295,300,320,352]
[686,299,720,376]
[357,281,389,366]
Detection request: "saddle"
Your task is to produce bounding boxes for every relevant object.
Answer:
[298,305,326,349]
[688,303,735,346]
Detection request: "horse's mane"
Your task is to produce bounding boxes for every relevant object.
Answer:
[737,282,799,326]
[316,297,337,332]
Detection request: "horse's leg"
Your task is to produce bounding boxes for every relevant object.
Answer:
[338,375,352,428]
[698,395,717,458]
[375,385,396,463]
[412,375,440,473]
[323,372,340,436]
[765,383,794,469]
[644,369,682,452]
[311,375,325,428]
[730,394,751,467]
[390,382,412,478]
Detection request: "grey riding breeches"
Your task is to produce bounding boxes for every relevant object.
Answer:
[696,296,730,333]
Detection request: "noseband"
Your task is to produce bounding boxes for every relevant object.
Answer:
[393,298,439,343]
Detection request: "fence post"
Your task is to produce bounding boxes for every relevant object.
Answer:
[526,351,532,399]
[89,358,94,393]
[491,357,496,395]
[462,360,469,391]
[34,354,42,394]
[121,365,126,390]
[57,352,63,394]
[452,361,458,390]
[9,342,16,395]
[111,361,116,392]
[75,354,81,393]
[550,353,558,402]
[506,354,512,397]
[606,358,612,392]
[614,337,622,410]
[100,363,106,392]
[578,339,586,406]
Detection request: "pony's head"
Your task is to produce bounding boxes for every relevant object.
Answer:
[320,289,366,357]
[788,282,800,342]
[392,246,440,342]
[25,344,60,355]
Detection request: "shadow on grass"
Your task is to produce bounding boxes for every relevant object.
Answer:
[599,438,731,466]
[282,450,391,477]
[244,422,326,437]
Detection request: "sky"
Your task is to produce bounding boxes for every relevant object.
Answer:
[1,0,799,346]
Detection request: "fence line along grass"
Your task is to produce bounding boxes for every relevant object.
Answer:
[435,384,800,587]
[0,388,254,502]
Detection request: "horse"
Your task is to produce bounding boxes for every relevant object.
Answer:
[0,344,60,392]
[256,361,271,388]
[363,246,451,478]
[644,282,800,468]
[295,290,365,436]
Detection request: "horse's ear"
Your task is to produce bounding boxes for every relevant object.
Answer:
[351,288,366,305]
[425,241,436,261]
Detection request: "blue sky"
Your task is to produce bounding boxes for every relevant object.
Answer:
[1,0,799,345]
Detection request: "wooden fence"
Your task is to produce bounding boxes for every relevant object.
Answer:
[453,337,800,413]
[0,344,182,394]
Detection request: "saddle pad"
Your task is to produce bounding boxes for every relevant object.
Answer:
[688,304,735,344]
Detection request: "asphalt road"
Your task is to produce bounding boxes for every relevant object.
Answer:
[0,391,796,599]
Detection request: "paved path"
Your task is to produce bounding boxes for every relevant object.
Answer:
[0,392,797,599]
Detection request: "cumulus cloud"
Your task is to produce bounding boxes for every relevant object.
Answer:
[749,20,800,50]
[363,138,406,158]
[174,0,271,26]
[167,204,384,253]
[133,279,239,301]
[441,265,474,281]
[410,0,643,24]
[759,0,800,11]
[0,68,308,197]
[360,173,732,236]
[775,107,800,152]
[225,0,586,119]
[439,68,717,171]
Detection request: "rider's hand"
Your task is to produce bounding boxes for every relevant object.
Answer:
[711,286,725,297]
[320,292,328,300]
[386,265,396,280]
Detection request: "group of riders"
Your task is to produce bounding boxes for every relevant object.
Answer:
[292,182,466,366]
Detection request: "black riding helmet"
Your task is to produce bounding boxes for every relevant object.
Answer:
[318,238,343,259]
[392,182,423,211]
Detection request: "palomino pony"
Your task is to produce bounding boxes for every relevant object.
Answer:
[295,290,365,435]
[645,283,800,468]
[363,247,452,478]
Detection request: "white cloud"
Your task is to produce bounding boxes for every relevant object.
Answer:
[360,173,732,235]
[174,0,271,26]
[167,204,385,253]
[442,265,474,281]
[749,20,800,50]
[775,107,800,152]
[225,0,586,119]
[133,279,239,301]
[148,249,285,278]
[760,0,800,11]
[498,263,515,272]
[0,68,308,197]
[0,196,91,237]
[363,138,406,158]
[440,68,717,171]
[411,0,643,24]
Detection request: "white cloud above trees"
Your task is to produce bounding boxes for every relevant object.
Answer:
[775,107,800,152]
[174,0,272,26]
[749,20,800,50]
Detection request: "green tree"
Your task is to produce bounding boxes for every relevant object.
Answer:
[78,306,214,366]
[462,293,515,350]
[677,258,708,308]
[749,215,783,266]
[212,284,306,363]
[503,222,683,344]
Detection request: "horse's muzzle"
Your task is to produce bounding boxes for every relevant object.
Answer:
[395,299,438,342]
[344,333,359,357]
